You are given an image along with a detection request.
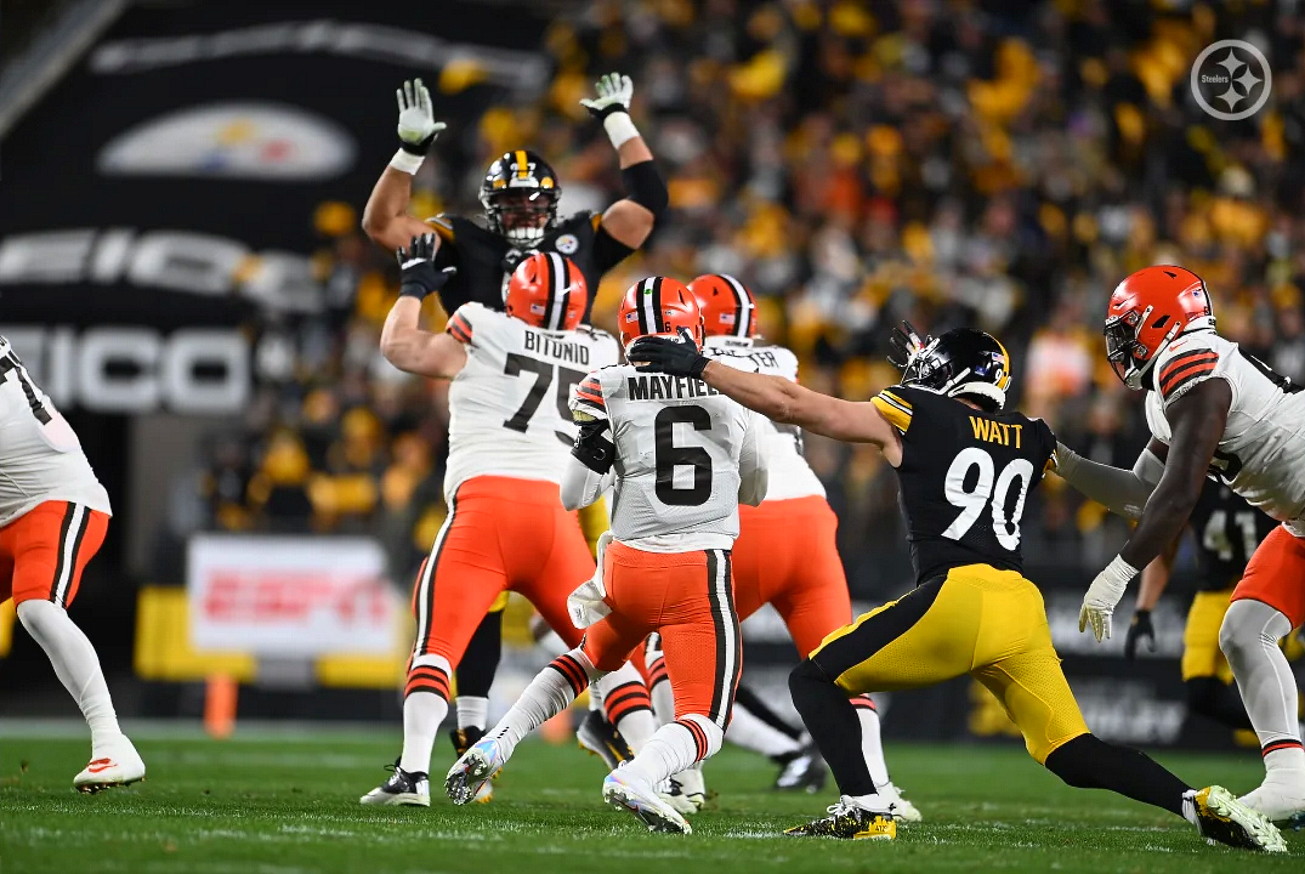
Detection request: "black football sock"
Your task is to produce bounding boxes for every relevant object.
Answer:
[1043,734,1189,817]
[1186,677,1254,730]
[788,659,875,797]
[735,684,804,742]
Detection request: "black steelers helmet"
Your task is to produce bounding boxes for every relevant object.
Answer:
[480,149,561,246]
[901,328,1013,411]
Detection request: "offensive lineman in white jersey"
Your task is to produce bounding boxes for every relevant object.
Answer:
[0,336,144,791]
[362,241,639,806]
[447,276,767,834]
[633,274,918,820]
[1055,265,1305,823]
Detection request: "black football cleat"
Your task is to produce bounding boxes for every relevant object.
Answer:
[784,797,896,840]
[359,759,429,807]
[773,743,829,793]
[577,710,633,770]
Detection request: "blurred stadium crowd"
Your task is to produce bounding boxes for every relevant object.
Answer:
[177,0,1305,597]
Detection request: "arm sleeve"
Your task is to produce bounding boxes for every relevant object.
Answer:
[591,216,637,274]
[1055,441,1166,520]
[561,454,613,511]
[736,412,769,507]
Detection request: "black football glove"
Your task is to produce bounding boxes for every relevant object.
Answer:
[887,320,928,370]
[629,331,709,379]
[1123,609,1155,661]
[396,234,456,299]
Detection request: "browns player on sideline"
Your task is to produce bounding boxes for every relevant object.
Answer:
[360,244,640,806]
[1126,481,1289,731]
[446,278,767,834]
[638,274,918,820]
[0,336,144,791]
[1056,265,1305,825]
[361,73,668,766]
[632,324,1285,850]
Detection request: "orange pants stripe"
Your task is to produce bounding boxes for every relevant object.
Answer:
[409,476,595,672]
[734,496,851,654]
[581,541,741,728]
[0,501,109,608]
[1233,524,1305,628]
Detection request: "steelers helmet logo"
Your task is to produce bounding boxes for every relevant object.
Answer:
[555,234,579,255]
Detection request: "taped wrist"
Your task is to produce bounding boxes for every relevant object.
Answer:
[572,419,615,474]
[621,160,668,215]
[601,110,640,148]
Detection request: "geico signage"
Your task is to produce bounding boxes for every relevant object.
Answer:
[2,326,248,414]
[0,228,321,313]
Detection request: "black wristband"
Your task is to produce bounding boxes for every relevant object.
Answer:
[588,104,629,122]
[572,420,615,474]
[399,133,436,156]
[621,160,668,215]
[399,281,430,300]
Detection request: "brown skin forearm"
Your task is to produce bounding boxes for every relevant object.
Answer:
[1119,380,1231,569]
[1136,536,1181,611]
[362,166,439,252]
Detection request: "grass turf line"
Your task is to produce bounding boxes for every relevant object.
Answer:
[1,731,1300,873]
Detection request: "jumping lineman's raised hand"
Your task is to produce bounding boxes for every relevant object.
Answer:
[579,72,634,122]
[396,234,456,299]
[888,321,928,370]
[395,79,446,155]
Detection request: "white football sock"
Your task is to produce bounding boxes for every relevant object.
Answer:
[1220,600,1305,778]
[17,600,122,750]
[456,695,488,730]
[596,662,656,753]
[489,649,599,758]
[644,638,674,725]
[726,701,802,758]
[400,654,451,775]
[623,715,722,787]
[854,698,893,788]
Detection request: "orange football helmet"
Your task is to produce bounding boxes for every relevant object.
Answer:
[1104,265,1215,390]
[688,273,757,339]
[505,252,586,331]
[618,276,704,350]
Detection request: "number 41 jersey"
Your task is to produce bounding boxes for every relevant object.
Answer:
[443,303,619,497]
[0,336,111,527]
[871,385,1056,585]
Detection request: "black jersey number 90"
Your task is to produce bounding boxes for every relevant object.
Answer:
[654,406,713,506]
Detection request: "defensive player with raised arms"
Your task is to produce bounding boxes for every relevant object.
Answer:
[446,278,767,834]
[1056,265,1305,823]
[361,242,635,806]
[631,323,1284,850]
[0,336,144,791]
[361,72,668,765]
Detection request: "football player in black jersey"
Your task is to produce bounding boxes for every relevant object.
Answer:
[630,325,1284,851]
[362,74,667,773]
[1127,481,1294,730]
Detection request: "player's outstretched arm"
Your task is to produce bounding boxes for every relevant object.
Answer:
[1126,536,1179,659]
[630,336,901,460]
[581,73,667,250]
[1054,439,1165,520]
[362,79,448,251]
[380,235,464,379]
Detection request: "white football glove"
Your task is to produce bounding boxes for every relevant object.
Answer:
[395,78,446,154]
[579,72,634,120]
[1078,555,1139,642]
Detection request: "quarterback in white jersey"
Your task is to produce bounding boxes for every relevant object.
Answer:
[0,335,143,792]
[1056,265,1305,824]
[363,243,621,807]
[447,276,766,835]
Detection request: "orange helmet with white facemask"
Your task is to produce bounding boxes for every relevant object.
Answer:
[617,277,704,351]
[1104,265,1215,390]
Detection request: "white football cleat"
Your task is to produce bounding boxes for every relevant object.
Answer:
[359,759,429,807]
[74,735,145,794]
[876,782,922,823]
[445,737,505,805]
[604,768,692,834]
[1239,777,1305,827]
[1190,786,1287,853]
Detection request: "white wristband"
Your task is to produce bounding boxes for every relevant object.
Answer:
[389,149,425,175]
[602,111,640,149]
[1101,554,1139,597]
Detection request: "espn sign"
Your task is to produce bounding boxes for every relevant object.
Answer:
[188,534,400,656]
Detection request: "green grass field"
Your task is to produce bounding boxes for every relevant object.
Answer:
[1,725,1300,874]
